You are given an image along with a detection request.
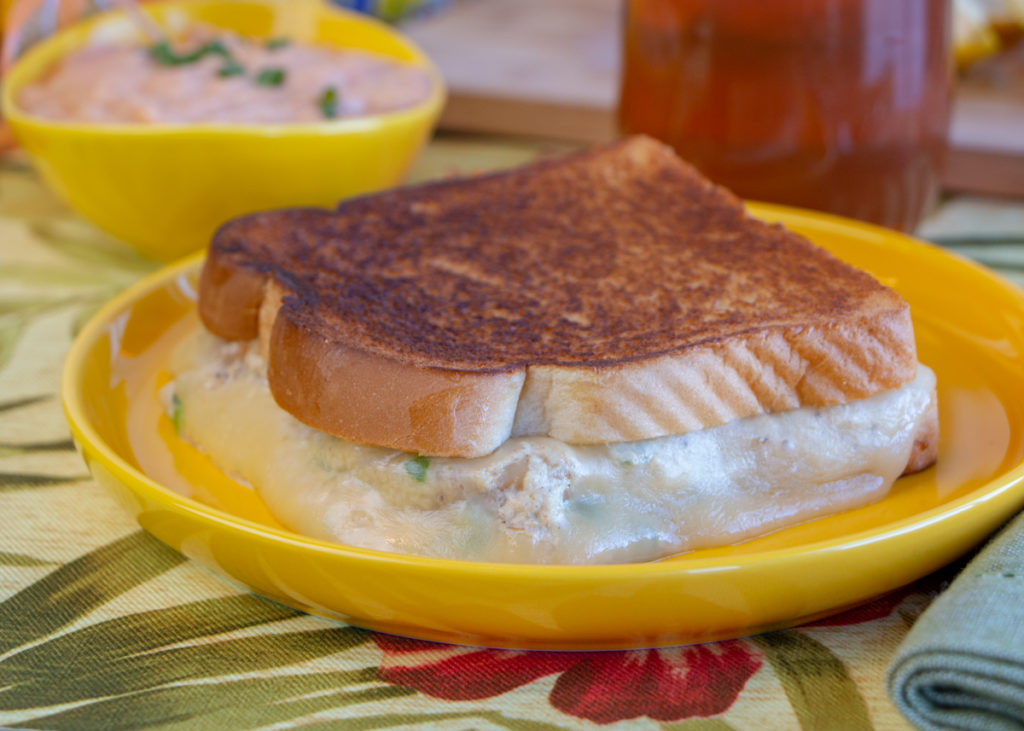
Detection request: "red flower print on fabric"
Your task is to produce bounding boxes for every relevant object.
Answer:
[373,637,576,700]
[374,635,762,724]
[548,643,762,724]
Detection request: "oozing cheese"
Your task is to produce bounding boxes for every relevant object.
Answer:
[168,330,936,564]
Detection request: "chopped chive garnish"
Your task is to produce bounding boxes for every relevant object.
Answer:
[149,39,229,66]
[318,85,339,118]
[171,393,183,435]
[148,41,178,65]
[217,60,245,77]
[206,40,229,57]
[255,67,287,86]
[404,455,429,482]
[265,36,290,50]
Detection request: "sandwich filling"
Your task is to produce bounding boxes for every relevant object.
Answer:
[166,329,937,565]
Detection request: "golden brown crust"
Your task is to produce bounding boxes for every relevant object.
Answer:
[199,135,922,457]
[198,243,265,342]
[268,312,526,457]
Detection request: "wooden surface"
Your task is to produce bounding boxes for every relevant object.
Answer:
[947,47,1024,196]
[405,0,1024,197]
[404,0,618,142]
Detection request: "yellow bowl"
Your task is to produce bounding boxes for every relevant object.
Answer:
[62,205,1024,649]
[1,0,445,261]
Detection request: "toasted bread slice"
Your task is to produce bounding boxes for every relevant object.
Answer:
[199,136,922,458]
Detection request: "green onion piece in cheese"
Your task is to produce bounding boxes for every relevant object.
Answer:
[404,455,430,482]
[171,393,183,435]
[265,37,291,50]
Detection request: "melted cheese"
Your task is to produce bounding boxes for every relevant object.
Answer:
[168,330,936,564]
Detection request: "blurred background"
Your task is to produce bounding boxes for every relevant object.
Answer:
[400,0,1024,204]
[1,0,1023,238]
[4,2,1023,182]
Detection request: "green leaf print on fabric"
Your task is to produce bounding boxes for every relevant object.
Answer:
[0,317,26,372]
[0,472,85,490]
[0,529,424,730]
[0,551,56,567]
[0,297,81,371]
[21,674,412,731]
[0,395,50,413]
[752,631,873,731]
[0,531,185,655]
[5,594,301,673]
[0,626,373,711]
[0,439,75,457]
[28,219,155,276]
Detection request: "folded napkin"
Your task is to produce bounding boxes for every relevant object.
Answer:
[888,510,1024,730]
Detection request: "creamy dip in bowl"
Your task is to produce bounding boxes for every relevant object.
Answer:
[0,0,444,261]
[18,28,434,124]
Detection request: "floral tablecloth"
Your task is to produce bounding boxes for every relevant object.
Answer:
[2,136,1023,730]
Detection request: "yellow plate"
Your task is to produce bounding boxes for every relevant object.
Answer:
[62,204,1024,650]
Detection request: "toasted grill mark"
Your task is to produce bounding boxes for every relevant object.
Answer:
[796,331,861,404]
[657,359,711,432]
[538,317,917,445]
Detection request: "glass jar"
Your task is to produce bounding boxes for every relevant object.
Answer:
[619,0,953,232]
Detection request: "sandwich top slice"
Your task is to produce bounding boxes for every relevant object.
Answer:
[199,136,922,459]
[169,135,938,564]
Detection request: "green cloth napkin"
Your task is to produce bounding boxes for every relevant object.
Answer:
[888,510,1024,730]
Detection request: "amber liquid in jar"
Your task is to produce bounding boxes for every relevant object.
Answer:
[619,0,952,231]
